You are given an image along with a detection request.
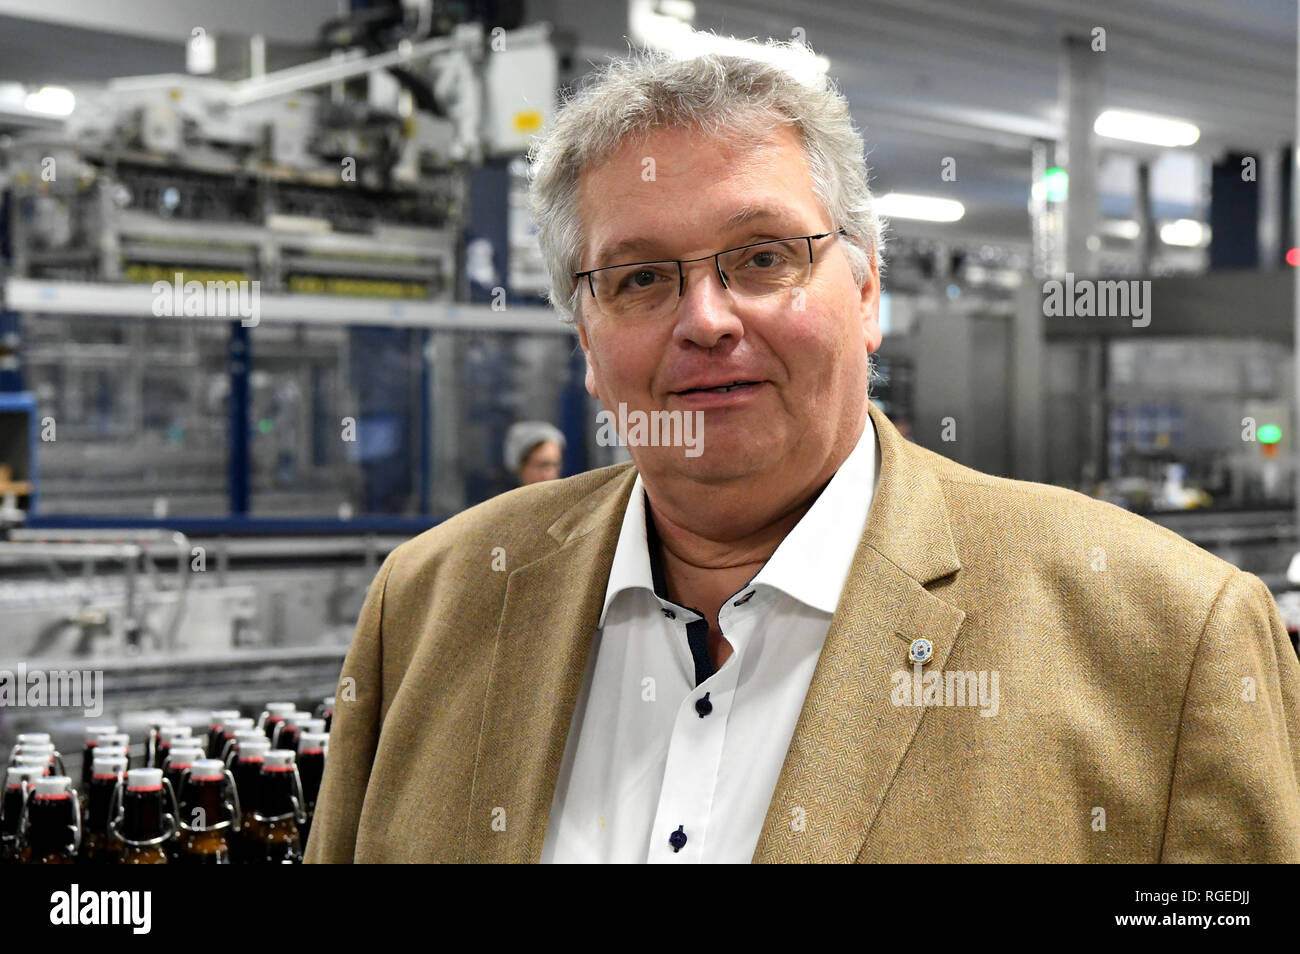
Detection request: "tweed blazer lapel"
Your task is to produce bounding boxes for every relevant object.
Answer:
[751,402,966,862]
[464,464,636,862]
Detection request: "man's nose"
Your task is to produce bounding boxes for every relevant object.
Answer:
[672,259,745,348]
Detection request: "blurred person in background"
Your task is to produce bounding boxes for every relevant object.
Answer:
[504,421,566,485]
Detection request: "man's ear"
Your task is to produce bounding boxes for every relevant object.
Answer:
[860,250,882,354]
[577,321,599,399]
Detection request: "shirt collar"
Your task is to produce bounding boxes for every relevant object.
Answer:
[600,470,659,627]
[598,408,881,625]
[750,411,879,613]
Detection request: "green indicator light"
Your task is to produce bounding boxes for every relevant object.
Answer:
[258,418,274,434]
[1258,424,1281,444]
[1044,167,1069,202]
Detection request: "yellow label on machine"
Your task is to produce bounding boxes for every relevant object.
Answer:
[513,110,543,133]
[125,265,252,285]
[287,276,430,298]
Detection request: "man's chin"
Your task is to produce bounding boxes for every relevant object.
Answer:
[632,441,773,486]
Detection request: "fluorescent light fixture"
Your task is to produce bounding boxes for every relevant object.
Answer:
[24,85,75,116]
[0,82,26,108]
[1101,219,1140,240]
[1160,218,1208,247]
[875,192,965,223]
[628,0,829,85]
[1094,109,1199,147]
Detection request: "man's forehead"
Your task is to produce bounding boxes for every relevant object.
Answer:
[578,123,816,266]
[589,203,812,267]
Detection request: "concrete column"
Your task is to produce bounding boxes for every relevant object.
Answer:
[1135,160,1154,275]
[1293,9,1300,532]
[1059,34,1102,276]
[1259,148,1283,268]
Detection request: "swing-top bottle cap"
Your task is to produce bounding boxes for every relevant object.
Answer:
[188,759,226,782]
[126,768,164,792]
[236,740,271,761]
[5,765,42,787]
[34,776,73,798]
[261,749,296,771]
[92,755,128,778]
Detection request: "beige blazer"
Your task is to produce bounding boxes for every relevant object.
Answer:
[305,402,1300,862]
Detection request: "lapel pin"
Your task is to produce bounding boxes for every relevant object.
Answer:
[907,637,934,666]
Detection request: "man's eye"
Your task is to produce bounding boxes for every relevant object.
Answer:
[620,269,665,290]
[743,246,793,268]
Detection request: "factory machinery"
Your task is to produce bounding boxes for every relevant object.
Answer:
[0,1,590,744]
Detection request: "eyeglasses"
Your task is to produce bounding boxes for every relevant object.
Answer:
[574,227,847,322]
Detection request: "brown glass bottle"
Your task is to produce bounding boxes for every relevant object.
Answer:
[316,697,335,733]
[242,749,303,864]
[259,702,295,744]
[163,745,205,799]
[21,776,80,863]
[229,740,269,863]
[152,726,193,771]
[80,755,127,864]
[12,755,52,780]
[97,734,131,769]
[214,717,256,764]
[206,710,242,760]
[11,743,63,777]
[296,733,328,850]
[272,711,314,753]
[112,768,176,864]
[225,730,269,768]
[80,724,119,791]
[175,759,236,864]
[1,765,42,864]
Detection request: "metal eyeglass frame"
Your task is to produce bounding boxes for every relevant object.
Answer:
[573,227,848,314]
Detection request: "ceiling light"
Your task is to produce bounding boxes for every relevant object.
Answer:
[23,86,75,117]
[875,193,965,223]
[1160,219,1208,247]
[1094,109,1199,148]
[629,0,829,85]
[1101,219,1140,240]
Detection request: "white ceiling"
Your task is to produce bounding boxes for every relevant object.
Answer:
[0,0,1293,249]
[578,0,1298,246]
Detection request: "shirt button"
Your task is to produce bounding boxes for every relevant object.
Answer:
[695,692,712,718]
[662,608,676,620]
[733,591,755,606]
[669,825,687,852]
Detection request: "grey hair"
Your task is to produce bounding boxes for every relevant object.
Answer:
[526,40,888,328]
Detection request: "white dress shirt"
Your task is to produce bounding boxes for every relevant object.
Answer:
[540,410,881,863]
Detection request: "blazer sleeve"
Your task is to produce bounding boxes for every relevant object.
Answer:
[1159,569,1300,861]
[303,551,398,863]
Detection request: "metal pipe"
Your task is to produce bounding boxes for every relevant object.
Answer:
[223,28,476,108]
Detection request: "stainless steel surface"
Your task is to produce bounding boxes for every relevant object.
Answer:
[224,26,474,107]
[4,279,569,331]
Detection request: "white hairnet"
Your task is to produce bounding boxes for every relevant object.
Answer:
[504,421,566,473]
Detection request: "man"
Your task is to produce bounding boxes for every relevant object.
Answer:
[306,46,1300,863]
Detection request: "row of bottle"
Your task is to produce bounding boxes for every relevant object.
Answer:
[0,697,334,864]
